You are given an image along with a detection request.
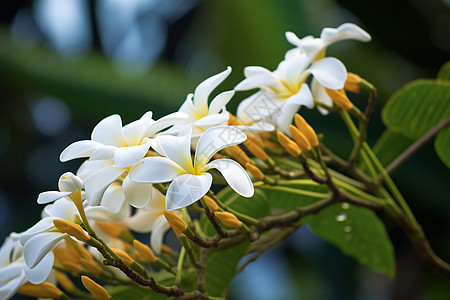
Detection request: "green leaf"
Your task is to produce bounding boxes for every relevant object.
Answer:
[259,184,395,277]
[435,126,450,168]
[106,285,166,300]
[205,242,249,297]
[305,204,396,278]
[382,80,450,140]
[437,61,450,81]
[372,129,414,167]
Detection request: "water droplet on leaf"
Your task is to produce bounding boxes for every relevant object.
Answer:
[341,203,350,209]
[336,212,347,222]
[344,226,352,232]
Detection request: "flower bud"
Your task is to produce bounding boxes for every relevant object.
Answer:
[62,261,82,273]
[58,172,83,193]
[203,195,219,212]
[277,132,301,157]
[214,212,243,228]
[81,258,103,275]
[325,88,353,111]
[55,271,75,292]
[96,221,133,242]
[246,134,265,148]
[133,240,158,263]
[53,219,90,243]
[344,72,362,93]
[110,248,134,266]
[81,276,111,300]
[18,282,64,299]
[294,114,319,147]
[163,210,187,238]
[245,142,269,161]
[226,145,251,166]
[246,163,265,181]
[289,125,311,152]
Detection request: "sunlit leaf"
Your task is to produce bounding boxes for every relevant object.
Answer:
[372,129,414,167]
[437,61,450,81]
[435,126,450,168]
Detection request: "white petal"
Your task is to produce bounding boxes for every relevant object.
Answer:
[25,252,54,284]
[0,237,15,267]
[37,191,71,204]
[194,126,246,168]
[23,232,66,268]
[123,175,152,208]
[285,31,302,46]
[307,57,347,89]
[155,128,194,172]
[209,90,234,114]
[84,166,126,206]
[90,145,117,160]
[311,78,333,115]
[234,122,275,133]
[150,215,169,254]
[114,142,151,168]
[0,273,27,300]
[194,114,229,129]
[125,209,156,233]
[77,159,112,180]
[145,112,188,136]
[91,114,126,147]
[60,140,102,162]
[321,23,371,45]
[193,67,232,114]
[202,159,254,197]
[165,173,212,211]
[44,198,76,220]
[129,157,185,183]
[236,91,281,124]
[122,111,153,145]
[100,183,126,214]
[235,67,279,91]
[0,262,24,281]
[276,54,310,87]
[84,206,114,222]
[19,218,56,244]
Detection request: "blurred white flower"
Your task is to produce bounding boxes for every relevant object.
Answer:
[129,126,254,211]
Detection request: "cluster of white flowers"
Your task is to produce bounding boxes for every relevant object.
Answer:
[0,23,370,299]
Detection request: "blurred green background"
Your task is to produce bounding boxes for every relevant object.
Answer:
[0,0,449,299]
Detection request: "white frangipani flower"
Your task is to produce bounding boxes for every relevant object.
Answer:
[129,126,254,211]
[285,23,371,61]
[60,112,186,208]
[124,188,177,254]
[19,197,111,269]
[37,172,83,204]
[0,233,54,300]
[168,67,234,137]
[236,50,347,132]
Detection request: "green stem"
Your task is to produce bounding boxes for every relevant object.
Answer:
[255,185,328,198]
[176,247,186,285]
[207,191,259,226]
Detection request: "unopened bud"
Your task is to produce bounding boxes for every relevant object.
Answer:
[246,163,265,180]
[58,172,83,193]
[344,72,362,93]
[226,145,251,166]
[133,240,158,263]
[294,114,319,147]
[289,125,311,152]
[110,248,134,266]
[96,221,133,242]
[325,88,353,111]
[228,113,243,125]
[214,211,243,228]
[62,261,82,273]
[163,210,187,238]
[245,142,268,161]
[81,276,111,300]
[53,219,90,243]
[277,132,301,157]
[55,271,75,292]
[18,282,64,299]
[203,195,219,212]
[246,134,265,148]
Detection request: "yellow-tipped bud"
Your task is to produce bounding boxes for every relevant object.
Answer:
[214,212,243,228]
[277,132,301,157]
[55,271,75,292]
[81,258,103,275]
[110,248,134,266]
[53,219,90,243]
[18,282,64,299]
[226,145,251,166]
[294,114,319,147]
[289,125,312,152]
[81,276,111,300]
[96,221,133,242]
[325,88,353,111]
[344,72,362,93]
[203,195,219,212]
[163,210,187,238]
[133,240,158,263]
[245,142,268,161]
[54,246,78,264]
[246,134,265,148]
[62,261,82,274]
[246,163,265,180]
